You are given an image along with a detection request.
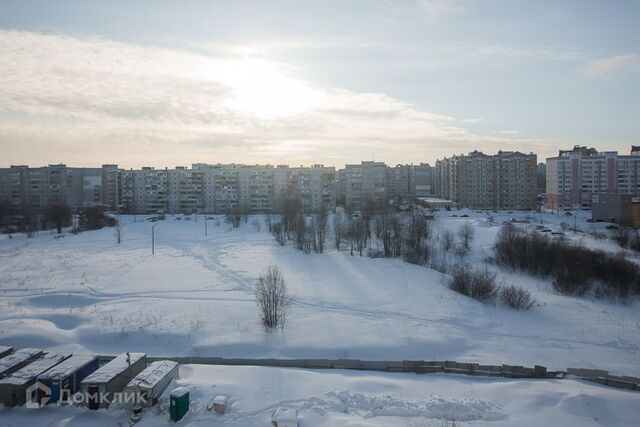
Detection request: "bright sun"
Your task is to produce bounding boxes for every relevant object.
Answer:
[215,59,320,119]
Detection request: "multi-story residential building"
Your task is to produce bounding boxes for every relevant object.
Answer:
[387,165,413,199]
[413,163,435,197]
[340,161,388,209]
[434,155,462,203]
[167,167,203,214]
[194,163,241,213]
[101,164,120,209]
[238,165,276,212]
[0,164,104,216]
[274,165,336,212]
[546,146,640,210]
[0,166,29,217]
[0,160,438,219]
[435,151,537,210]
[120,167,168,214]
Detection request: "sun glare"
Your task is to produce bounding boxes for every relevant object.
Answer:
[215,59,320,119]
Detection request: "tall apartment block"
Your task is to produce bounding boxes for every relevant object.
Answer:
[0,164,104,218]
[435,151,537,210]
[546,146,640,210]
[1,161,437,218]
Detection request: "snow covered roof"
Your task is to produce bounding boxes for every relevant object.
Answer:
[0,348,43,375]
[36,354,97,380]
[0,346,13,358]
[170,386,189,398]
[126,360,178,390]
[0,353,70,386]
[81,353,146,384]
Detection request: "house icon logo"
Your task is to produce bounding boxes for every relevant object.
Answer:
[25,381,51,409]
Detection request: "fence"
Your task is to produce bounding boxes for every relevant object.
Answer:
[95,355,639,392]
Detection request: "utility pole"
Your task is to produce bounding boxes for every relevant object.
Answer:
[205,215,208,236]
[152,223,157,254]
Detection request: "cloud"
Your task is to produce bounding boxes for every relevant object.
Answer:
[497,130,520,135]
[0,30,551,168]
[584,54,639,77]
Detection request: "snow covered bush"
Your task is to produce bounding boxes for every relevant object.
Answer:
[500,285,535,310]
[255,265,292,329]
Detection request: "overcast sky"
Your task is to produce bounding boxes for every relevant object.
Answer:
[0,0,639,168]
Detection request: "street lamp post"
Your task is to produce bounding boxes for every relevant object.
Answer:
[152,223,157,254]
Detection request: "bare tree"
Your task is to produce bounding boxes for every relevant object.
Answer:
[457,222,475,251]
[314,209,328,253]
[255,265,292,329]
[348,217,368,256]
[46,203,71,234]
[440,229,454,252]
[271,221,286,246]
[332,213,347,250]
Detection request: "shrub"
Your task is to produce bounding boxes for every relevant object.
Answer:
[494,225,640,299]
[449,265,472,296]
[448,265,499,303]
[470,268,500,302]
[552,270,591,297]
[500,285,535,310]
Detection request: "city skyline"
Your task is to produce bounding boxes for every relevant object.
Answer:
[1,1,639,168]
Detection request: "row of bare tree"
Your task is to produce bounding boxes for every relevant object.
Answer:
[269,197,476,267]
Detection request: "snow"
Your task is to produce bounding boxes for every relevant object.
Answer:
[170,386,189,398]
[127,360,178,389]
[272,406,298,427]
[0,210,639,424]
[80,352,145,384]
[0,346,13,359]
[0,353,69,386]
[39,354,97,380]
[0,348,43,376]
[1,364,639,426]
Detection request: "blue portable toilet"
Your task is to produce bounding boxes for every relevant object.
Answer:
[37,354,99,405]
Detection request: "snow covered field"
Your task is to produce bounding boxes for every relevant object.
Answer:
[1,210,639,425]
[2,364,640,427]
[0,210,638,376]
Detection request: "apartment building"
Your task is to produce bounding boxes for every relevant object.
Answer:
[339,161,388,209]
[546,146,640,210]
[0,164,103,216]
[435,151,537,210]
[167,167,203,214]
[413,163,435,197]
[1,161,436,218]
[120,167,168,214]
[273,165,336,212]
[193,163,241,213]
[434,155,462,203]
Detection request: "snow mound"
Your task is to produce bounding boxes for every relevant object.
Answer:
[326,390,507,421]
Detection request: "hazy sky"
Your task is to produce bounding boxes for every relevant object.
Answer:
[0,0,639,168]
